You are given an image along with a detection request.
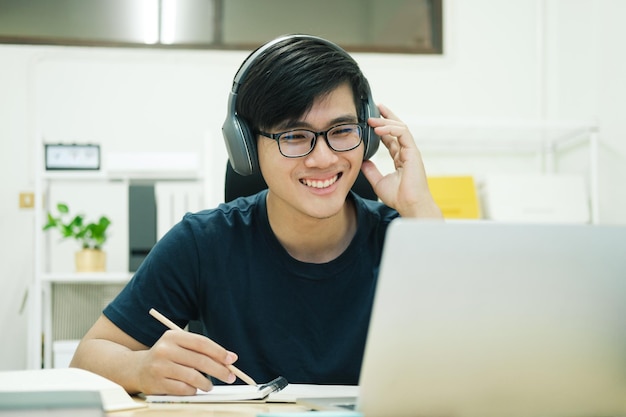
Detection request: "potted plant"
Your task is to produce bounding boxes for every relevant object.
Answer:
[43,202,111,272]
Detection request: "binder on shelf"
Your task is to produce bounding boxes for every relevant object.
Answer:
[427,176,481,219]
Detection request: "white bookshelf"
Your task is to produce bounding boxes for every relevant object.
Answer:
[28,138,206,369]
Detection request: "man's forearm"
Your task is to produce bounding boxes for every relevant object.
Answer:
[70,338,146,394]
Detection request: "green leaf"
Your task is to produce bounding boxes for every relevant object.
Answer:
[42,202,111,249]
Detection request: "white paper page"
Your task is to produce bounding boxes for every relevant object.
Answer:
[268,384,359,402]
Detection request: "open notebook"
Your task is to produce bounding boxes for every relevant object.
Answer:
[145,376,289,403]
[145,380,358,404]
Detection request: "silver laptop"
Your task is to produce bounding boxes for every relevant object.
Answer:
[305,220,626,417]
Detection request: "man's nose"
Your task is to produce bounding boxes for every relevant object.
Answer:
[306,133,337,164]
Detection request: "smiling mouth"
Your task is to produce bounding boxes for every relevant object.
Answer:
[300,173,342,189]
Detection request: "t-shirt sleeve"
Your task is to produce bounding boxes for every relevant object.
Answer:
[103,214,203,347]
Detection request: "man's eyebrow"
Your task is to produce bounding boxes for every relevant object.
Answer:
[274,114,359,131]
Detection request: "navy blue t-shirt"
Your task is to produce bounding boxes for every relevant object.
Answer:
[104,190,398,385]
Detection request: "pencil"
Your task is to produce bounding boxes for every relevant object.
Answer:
[148,308,258,386]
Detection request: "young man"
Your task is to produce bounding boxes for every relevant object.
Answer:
[70,35,442,395]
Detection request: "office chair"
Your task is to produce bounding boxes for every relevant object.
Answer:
[224,162,378,202]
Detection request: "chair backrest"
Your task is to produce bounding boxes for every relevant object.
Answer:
[224,162,378,202]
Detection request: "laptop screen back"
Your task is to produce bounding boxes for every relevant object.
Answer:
[358,220,626,417]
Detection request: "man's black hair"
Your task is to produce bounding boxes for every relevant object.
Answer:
[237,36,370,132]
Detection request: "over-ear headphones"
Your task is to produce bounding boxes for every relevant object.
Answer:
[222,34,380,176]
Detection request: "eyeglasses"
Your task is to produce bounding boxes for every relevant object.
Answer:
[257,123,364,158]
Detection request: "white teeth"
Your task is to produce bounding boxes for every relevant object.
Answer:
[302,175,338,189]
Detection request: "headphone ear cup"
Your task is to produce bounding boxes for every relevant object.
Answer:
[222,93,258,176]
[362,93,380,161]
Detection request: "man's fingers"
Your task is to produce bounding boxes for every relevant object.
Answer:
[361,160,383,189]
[165,331,237,383]
[162,361,213,394]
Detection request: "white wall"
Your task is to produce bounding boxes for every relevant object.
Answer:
[1,0,625,370]
[544,0,626,228]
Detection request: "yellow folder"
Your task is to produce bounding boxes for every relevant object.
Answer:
[427,176,481,219]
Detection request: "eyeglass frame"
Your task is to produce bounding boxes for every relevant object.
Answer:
[256,123,366,158]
